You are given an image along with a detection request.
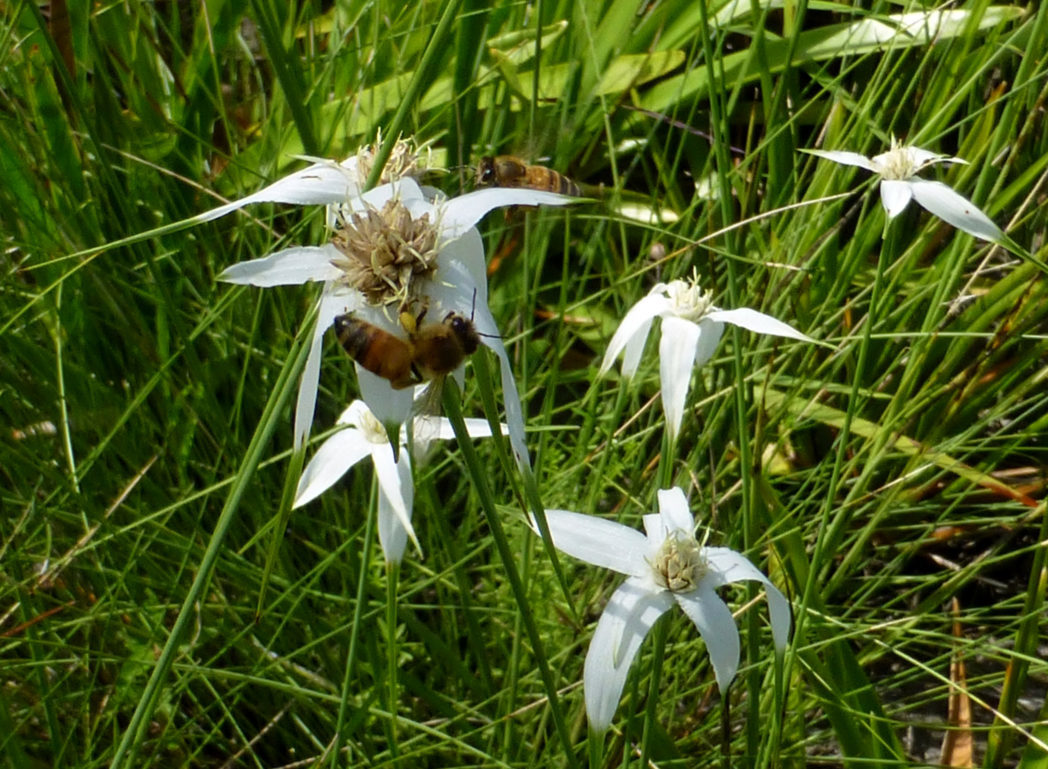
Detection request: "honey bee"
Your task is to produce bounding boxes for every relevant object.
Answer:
[334,309,481,389]
[476,155,580,197]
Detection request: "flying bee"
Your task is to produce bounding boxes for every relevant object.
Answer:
[476,155,581,197]
[334,309,481,390]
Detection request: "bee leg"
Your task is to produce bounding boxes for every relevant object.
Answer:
[399,310,418,335]
[393,363,424,390]
[392,367,422,390]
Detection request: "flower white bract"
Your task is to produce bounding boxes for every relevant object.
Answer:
[804,137,1002,243]
[536,487,791,733]
[293,399,501,564]
[599,275,810,442]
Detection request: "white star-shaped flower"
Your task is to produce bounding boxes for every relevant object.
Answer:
[599,275,811,442]
[218,175,573,466]
[535,487,791,733]
[804,138,1002,242]
[294,399,501,563]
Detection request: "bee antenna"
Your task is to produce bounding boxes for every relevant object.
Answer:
[464,289,499,339]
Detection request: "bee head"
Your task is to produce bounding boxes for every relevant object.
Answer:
[476,156,496,185]
[443,313,481,354]
[333,313,353,333]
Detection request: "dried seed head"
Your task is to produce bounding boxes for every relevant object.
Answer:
[356,136,425,185]
[331,198,439,306]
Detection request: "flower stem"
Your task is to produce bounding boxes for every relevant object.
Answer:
[471,346,522,489]
[385,559,402,767]
[473,349,578,622]
[692,1,764,760]
[51,282,78,494]
[791,219,902,761]
[587,727,604,769]
[258,297,321,617]
[637,615,669,769]
[329,492,378,767]
[720,690,732,769]
[583,379,631,512]
[442,379,580,767]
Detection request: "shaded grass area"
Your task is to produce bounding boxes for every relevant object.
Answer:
[1,1,1046,767]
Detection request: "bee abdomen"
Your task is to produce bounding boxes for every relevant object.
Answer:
[557,175,581,196]
[334,314,417,389]
[334,315,371,358]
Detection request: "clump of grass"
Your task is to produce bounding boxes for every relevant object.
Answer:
[2,3,1046,768]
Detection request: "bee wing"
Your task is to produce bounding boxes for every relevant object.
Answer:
[409,350,477,460]
[407,380,445,464]
[408,378,509,467]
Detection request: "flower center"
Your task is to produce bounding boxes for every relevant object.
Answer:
[666,277,714,322]
[356,407,390,445]
[874,137,922,180]
[331,198,439,307]
[651,533,707,592]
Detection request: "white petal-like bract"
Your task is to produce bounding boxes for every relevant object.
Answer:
[656,487,695,534]
[194,157,363,223]
[707,308,811,342]
[879,179,914,218]
[703,547,792,651]
[674,584,741,692]
[294,288,356,449]
[909,178,1002,243]
[539,509,649,576]
[803,148,879,172]
[377,453,414,564]
[691,316,725,369]
[369,438,418,551]
[293,429,372,507]
[583,579,674,732]
[441,187,575,240]
[218,245,342,287]
[658,316,702,443]
[599,293,669,378]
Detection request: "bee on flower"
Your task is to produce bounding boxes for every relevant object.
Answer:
[215,138,576,466]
